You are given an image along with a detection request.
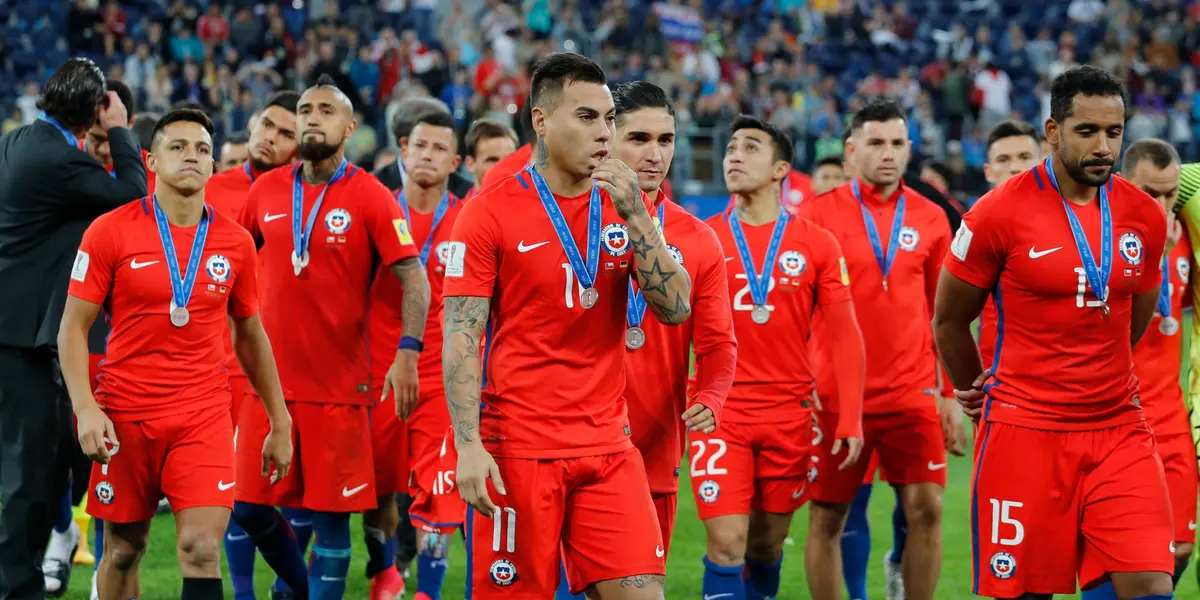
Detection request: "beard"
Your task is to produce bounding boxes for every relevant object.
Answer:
[1065,158,1114,187]
[248,155,278,174]
[298,139,341,162]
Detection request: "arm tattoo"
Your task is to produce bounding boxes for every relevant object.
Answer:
[629,227,660,261]
[391,257,430,341]
[628,225,692,324]
[618,575,665,589]
[636,258,675,296]
[443,296,490,445]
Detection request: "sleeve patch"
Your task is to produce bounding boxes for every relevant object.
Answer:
[393,219,414,245]
[950,223,973,261]
[71,250,90,282]
[445,241,466,278]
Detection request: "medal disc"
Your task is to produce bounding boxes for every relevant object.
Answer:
[625,327,646,350]
[1160,316,1180,336]
[581,287,599,309]
[751,305,770,324]
[170,306,190,328]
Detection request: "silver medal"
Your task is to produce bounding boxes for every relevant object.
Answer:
[625,327,646,350]
[581,287,598,309]
[751,305,770,325]
[169,305,190,328]
[1160,316,1180,336]
[291,251,310,276]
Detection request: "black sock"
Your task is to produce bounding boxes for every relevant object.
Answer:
[181,577,224,600]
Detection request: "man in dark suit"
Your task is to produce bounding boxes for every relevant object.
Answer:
[374,96,474,198]
[0,58,147,600]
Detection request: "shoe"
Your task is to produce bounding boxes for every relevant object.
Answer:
[369,566,406,600]
[157,498,172,514]
[43,521,81,597]
[884,549,904,600]
[73,516,96,565]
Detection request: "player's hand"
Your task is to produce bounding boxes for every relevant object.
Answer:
[261,425,293,484]
[457,441,506,518]
[76,403,117,464]
[941,396,968,456]
[591,158,642,220]
[384,349,420,421]
[955,369,992,423]
[1166,212,1184,253]
[97,91,128,131]
[682,403,716,434]
[832,436,864,470]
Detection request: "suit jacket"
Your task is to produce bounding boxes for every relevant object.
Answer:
[0,121,148,349]
[373,160,475,199]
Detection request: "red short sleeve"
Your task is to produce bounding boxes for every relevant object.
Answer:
[68,216,120,305]
[813,224,853,306]
[943,194,1007,290]
[228,230,259,319]
[360,177,419,266]
[443,195,500,297]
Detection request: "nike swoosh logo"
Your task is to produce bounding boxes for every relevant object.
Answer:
[290,520,312,528]
[1190,521,1197,531]
[655,545,664,558]
[264,213,288,222]
[217,480,236,491]
[320,576,343,582]
[724,256,734,262]
[927,462,947,471]
[704,594,734,600]
[518,240,550,253]
[130,259,159,269]
[342,483,369,497]
[1028,246,1063,259]
[225,532,249,541]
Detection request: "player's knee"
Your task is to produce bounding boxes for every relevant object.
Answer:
[176,530,222,570]
[807,501,849,540]
[901,493,943,529]
[703,522,747,565]
[105,535,147,571]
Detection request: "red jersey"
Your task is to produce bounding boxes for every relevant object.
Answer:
[800,179,951,413]
[624,191,737,494]
[443,171,639,459]
[707,207,852,422]
[107,149,155,192]
[68,198,258,422]
[367,192,465,382]
[1133,234,1190,436]
[783,169,815,215]
[479,144,534,189]
[944,164,1167,430]
[240,163,419,406]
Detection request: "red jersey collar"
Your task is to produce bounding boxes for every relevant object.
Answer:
[853,176,905,205]
[650,187,669,211]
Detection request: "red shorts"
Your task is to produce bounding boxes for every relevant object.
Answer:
[234,400,376,512]
[688,418,812,519]
[229,375,251,431]
[88,352,104,393]
[653,492,677,558]
[87,404,234,523]
[370,381,450,496]
[1156,431,1199,544]
[861,452,882,485]
[465,448,664,597]
[971,420,1174,597]
[811,407,946,504]
[409,426,466,534]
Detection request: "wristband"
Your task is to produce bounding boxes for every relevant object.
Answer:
[398,336,424,352]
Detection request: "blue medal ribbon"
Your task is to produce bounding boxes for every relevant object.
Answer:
[627,202,666,328]
[37,111,78,146]
[151,196,211,313]
[243,161,256,183]
[396,190,451,265]
[1158,253,1171,318]
[1043,156,1111,309]
[526,166,601,292]
[292,159,350,265]
[852,178,905,290]
[728,202,789,308]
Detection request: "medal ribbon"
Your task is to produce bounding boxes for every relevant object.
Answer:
[151,196,211,312]
[1159,253,1171,318]
[396,190,451,265]
[526,165,601,293]
[243,161,256,183]
[728,201,789,307]
[1043,156,1112,307]
[852,177,905,287]
[38,111,78,146]
[292,159,350,265]
[626,202,666,328]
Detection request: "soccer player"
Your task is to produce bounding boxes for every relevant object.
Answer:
[205,89,300,600]
[799,98,953,600]
[694,115,865,600]
[220,131,250,171]
[811,156,848,195]
[233,76,429,600]
[363,110,467,600]
[936,66,1174,599]
[463,118,519,194]
[442,52,691,599]
[59,107,294,600]
[375,97,475,199]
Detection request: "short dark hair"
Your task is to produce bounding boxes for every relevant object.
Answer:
[465,118,519,157]
[150,108,214,148]
[170,101,208,114]
[529,53,607,112]
[37,57,107,130]
[922,160,953,183]
[850,97,907,132]
[986,119,1040,155]
[314,74,338,89]
[223,131,250,145]
[730,114,793,164]
[409,111,458,149]
[107,80,135,124]
[131,112,160,151]
[612,80,675,121]
[390,97,451,144]
[814,156,844,171]
[1049,65,1126,123]
[263,90,300,114]
[1122,137,1180,173]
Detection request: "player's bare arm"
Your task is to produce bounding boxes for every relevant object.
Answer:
[231,313,293,482]
[592,159,692,324]
[931,270,992,421]
[1131,287,1161,347]
[443,295,506,518]
[59,295,118,464]
[385,256,430,419]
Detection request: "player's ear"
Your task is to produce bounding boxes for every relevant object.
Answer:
[344,118,358,139]
[146,149,158,175]
[772,159,790,182]
[531,106,547,139]
[1043,119,1057,147]
[452,154,462,171]
[464,155,475,171]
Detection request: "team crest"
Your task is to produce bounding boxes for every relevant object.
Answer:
[1177,256,1189,283]
[602,223,630,257]
[489,559,517,586]
[205,254,231,283]
[898,226,920,251]
[95,481,114,505]
[1119,232,1143,265]
[698,480,720,503]
[778,251,806,277]
[435,241,451,265]
[324,208,352,234]
[989,552,1016,580]
[667,243,684,266]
